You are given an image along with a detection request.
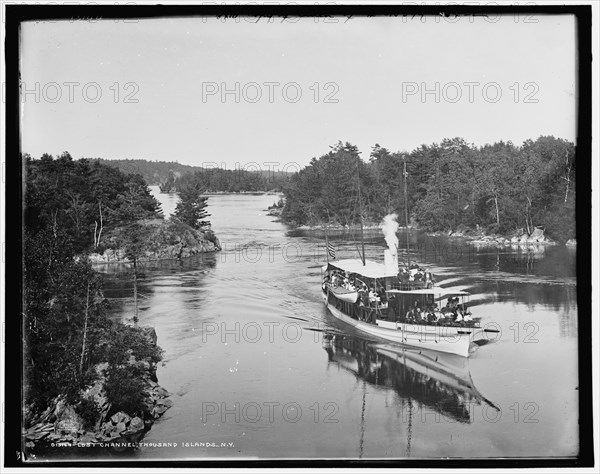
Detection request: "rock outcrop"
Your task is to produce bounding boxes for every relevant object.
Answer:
[23,326,172,454]
[89,218,220,264]
[469,227,556,248]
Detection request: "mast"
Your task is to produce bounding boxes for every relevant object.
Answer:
[403,155,410,267]
[357,161,366,266]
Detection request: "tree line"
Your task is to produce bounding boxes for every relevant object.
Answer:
[281,136,576,243]
[95,158,291,192]
[23,152,212,423]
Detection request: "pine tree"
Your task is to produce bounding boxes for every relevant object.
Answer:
[173,180,211,230]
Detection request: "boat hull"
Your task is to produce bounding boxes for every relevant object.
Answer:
[324,296,474,357]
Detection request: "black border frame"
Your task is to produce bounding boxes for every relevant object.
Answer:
[4,2,593,469]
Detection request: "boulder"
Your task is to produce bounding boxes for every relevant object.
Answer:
[101,421,117,435]
[152,404,170,418]
[565,239,577,247]
[156,398,173,408]
[110,411,131,425]
[129,416,144,432]
[153,386,170,398]
[54,405,83,436]
[141,326,158,345]
[25,428,50,441]
[530,227,545,241]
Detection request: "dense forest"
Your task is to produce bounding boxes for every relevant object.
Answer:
[22,152,196,429]
[281,137,576,243]
[94,158,291,192]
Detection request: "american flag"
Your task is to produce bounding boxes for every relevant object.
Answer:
[327,240,336,259]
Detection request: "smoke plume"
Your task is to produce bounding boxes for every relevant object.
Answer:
[381,213,399,257]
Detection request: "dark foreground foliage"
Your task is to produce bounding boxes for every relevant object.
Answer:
[23,153,165,421]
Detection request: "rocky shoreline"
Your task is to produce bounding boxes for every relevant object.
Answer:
[89,218,221,265]
[285,221,574,247]
[438,227,563,248]
[23,327,171,456]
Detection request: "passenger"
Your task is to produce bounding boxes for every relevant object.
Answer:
[369,287,380,305]
[377,287,387,304]
[360,290,369,307]
[387,300,396,321]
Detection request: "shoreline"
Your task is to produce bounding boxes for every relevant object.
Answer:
[23,327,172,456]
[282,221,572,247]
[89,248,220,266]
[153,189,283,196]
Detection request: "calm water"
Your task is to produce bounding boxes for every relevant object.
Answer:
[98,191,578,459]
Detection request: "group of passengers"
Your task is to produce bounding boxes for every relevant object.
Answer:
[323,271,355,291]
[398,263,435,288]
[404,297,473,324]
[359,284,387,307]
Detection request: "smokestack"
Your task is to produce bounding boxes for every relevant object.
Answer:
[384,249,397,275]
[381,214,399,273]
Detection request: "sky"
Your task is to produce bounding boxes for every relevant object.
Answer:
[20,14,577,169]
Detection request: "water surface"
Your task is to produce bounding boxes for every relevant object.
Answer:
[100,192,578,459]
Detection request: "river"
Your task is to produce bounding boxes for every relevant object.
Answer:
[99,189,579,459]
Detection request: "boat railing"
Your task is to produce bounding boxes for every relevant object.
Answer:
[383,316,482,328]
[359,300,388,310]
[389,281,433,291]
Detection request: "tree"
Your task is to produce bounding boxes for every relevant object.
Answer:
[24,228,110,407]
[173,180,211,230]
[113,186,161,327]
[23,152,169,423]
[279,136,576,241]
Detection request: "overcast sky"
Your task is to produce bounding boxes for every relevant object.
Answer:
[20,14,576,169]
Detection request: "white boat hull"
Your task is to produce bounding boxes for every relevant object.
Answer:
[324,296,475,358]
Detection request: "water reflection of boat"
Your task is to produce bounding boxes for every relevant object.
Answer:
[323,336,499,423]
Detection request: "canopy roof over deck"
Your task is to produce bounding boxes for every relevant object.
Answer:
[325,259,398,279]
